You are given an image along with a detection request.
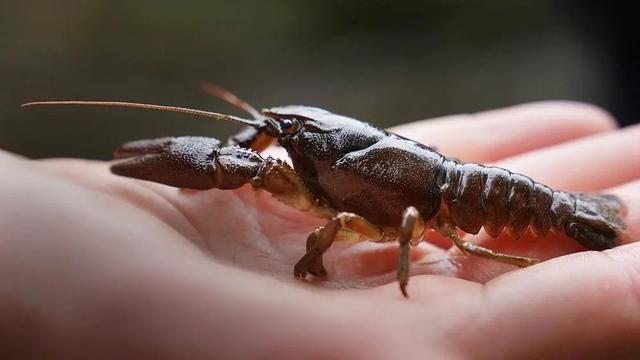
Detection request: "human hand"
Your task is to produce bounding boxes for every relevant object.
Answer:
[1,101,638,358]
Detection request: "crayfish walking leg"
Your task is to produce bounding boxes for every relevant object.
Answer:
[430,216,540,268]
[397,206,426,297]
[294,213,395,279]
[295,207,425,298]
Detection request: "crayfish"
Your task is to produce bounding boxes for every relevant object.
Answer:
[23,85,627,297]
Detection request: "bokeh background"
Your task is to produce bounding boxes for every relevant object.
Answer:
[1,1,637,159]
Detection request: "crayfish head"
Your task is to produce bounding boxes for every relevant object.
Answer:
[259,106,387,198]
[261,106,386,162]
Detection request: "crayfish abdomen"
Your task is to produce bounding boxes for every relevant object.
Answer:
[437,159,625,249]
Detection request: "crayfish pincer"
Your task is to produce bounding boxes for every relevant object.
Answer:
[23,87,627,297]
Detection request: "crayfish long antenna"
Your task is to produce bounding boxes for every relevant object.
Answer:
[21,100,263,127]
[201,82,263,121]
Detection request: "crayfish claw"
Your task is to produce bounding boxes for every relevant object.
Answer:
[111,136,266,191]
[111,136,222,190]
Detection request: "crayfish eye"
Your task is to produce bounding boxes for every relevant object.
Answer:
[280,118,302,134]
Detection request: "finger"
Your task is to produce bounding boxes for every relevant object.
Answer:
[468,242,640,358]
[494,124,640,192]
[391,101,616,163]
[616,180,640,238]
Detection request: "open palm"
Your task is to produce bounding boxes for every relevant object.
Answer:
[1,101,639,358]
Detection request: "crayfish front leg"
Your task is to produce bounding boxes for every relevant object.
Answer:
[294,212,395,278]
[111,137,334,221]
[249,157,335,218]
[295,208,424,298]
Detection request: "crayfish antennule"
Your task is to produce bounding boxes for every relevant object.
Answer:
[201,82,263,121]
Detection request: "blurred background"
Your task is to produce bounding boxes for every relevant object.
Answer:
[1,1,637,159]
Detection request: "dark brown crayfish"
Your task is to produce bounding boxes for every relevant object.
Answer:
[23,85,627,297]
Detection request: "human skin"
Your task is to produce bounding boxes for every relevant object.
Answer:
[0,101,639,358]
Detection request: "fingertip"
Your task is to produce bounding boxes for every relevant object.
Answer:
[607,180,640,243]
[496,125,639,193]
[494,100,618,130]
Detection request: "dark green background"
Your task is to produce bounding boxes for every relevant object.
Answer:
[1,1,637,159]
